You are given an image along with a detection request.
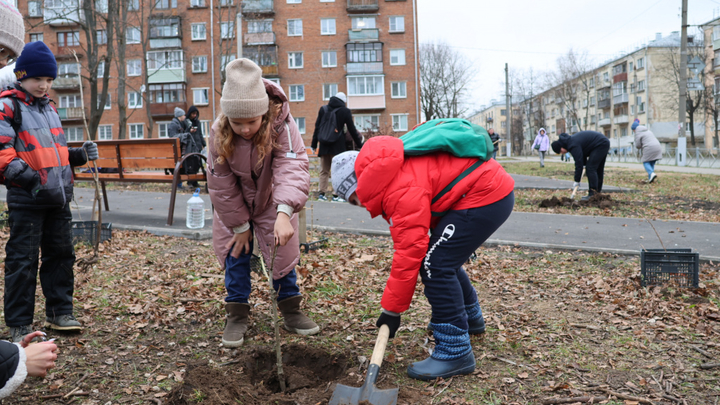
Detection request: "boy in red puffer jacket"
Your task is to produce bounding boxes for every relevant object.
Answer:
[331,127,514,381]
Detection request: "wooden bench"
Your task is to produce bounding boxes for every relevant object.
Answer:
[68,138,207,226]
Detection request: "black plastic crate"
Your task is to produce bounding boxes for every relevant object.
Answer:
[72,221,112,245]
[640,249,699,288]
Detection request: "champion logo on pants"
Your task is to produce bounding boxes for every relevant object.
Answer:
[423,224,455,279]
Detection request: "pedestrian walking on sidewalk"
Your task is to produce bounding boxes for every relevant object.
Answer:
[310,92,363,202]
[532,128,550,167]
[331,130,515,381]
[0,42,98,342]
[632,119,661,183]
[207,59,319,347]
[552,131,610,201]
[488,128,500,159]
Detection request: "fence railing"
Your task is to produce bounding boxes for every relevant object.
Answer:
[605,147,720,168]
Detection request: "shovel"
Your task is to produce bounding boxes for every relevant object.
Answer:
[329,325,398,405]
[570,167,586,199]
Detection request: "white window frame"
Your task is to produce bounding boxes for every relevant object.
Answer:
[321,51,336,68]
[353,114,380,131]
[97,60,105,78]
[389,16,404,33]
[220,21,235,39]
[321,18,336,35]
[391,114,408,132]
[391,81,406,98]
[127,59,142,76]
[96,29,107,45]
[99,93,111,109]
[157,121,171,138]
[323,83,337,100]
[287,19,303,36]
[352,17,376,29]
[126,27,141,44]
[347,75,384,96]
[29,32,43,42]
[637,57,645,69]
[319,0,334,2]
[289,85,305,102]
[59,94,82,108]
[192,88,210,105]
[147,50,183,70]
[294,117,306,134]
[191,23,207,40]
[266,78,280,85]
[389,49,405,66]
[128,92,143,109]
[638,80,645,91]
[28,1,42,17]
[98,125,112,140]
[288,52,303,69]
[190,0,205,6]
[128,123,144,139]
[65,127,84,142]
[287,0,300,3]
[192,56,208,73]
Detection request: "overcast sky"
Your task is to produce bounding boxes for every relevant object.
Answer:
[416,0,720,114]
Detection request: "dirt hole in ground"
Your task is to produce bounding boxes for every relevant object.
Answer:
[539,193,614,209]
[167,344,350,405]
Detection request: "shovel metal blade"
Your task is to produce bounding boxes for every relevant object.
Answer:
[328,382,398,405]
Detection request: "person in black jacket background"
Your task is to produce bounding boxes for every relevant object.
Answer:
[186,105,206,188]
[487,128,500,159]
[552,131,610,200]
[310,92,363,202]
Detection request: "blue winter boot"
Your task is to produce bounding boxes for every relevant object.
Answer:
[427,302,486,335]
[408,323,475,380]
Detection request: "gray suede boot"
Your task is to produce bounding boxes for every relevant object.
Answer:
[277,295,320,336]
[222,303,250,347]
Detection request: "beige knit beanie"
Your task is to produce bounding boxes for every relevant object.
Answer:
[221,58,269,119]
[0,0,25,58]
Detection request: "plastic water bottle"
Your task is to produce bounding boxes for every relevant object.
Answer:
[186,188,205,229]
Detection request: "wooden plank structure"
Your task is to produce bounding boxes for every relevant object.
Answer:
[68,139,207,226]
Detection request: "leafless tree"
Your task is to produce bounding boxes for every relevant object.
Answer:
[510,67,543,155]
[216,1,240,88]
[419,42,476,120]
[548,48,594,133]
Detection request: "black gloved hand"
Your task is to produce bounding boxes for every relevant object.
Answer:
[376,312,401,338]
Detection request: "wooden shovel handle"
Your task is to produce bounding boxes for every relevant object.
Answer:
[370,325,390,368]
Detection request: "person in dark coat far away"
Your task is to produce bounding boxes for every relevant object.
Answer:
[186,105,206,188]
[310,92,363,202]
[487,128,500,159]
[552,131,610,201]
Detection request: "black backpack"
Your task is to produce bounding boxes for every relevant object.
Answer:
[317,105,343,143]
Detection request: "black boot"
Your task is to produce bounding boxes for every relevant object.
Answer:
[408,323,475,380]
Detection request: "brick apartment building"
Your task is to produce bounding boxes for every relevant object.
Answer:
[14,0,420,146]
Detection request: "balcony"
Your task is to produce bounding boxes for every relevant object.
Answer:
[348,28,379,42]
[613,115,629,125]
[260,64,278,76]
[57,107,84,120]
[245,32,275,45]
[242,0,274,14]
[347,62,383,74]
[347,0,378,12]
[613,72,627,83]
[148,68,185,84]
[150,38,182,49]
[347,95,385,110]
[598,99,611,109]
[53,76,80,90]
[150,101,187,117]
[44,6,82,26]
[598,118,611,126]
[613,93,629,105]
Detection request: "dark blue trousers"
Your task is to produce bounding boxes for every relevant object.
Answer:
[420,192,514,330]
[224,237,300,304]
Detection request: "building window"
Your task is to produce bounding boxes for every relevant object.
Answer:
[126,27,141,44]
[589,77,594,88]
[190,0,205,6]
[352,17,375,29]
[57,31,80,47]
[128,92,143,109]
[287,19,303,36]
[97,60,105,78]
[323,83,338,100]
[221,54,235,71]
[220,21,235,39]
[353,114,380,131]
[637,96,645,113]
[59,94,82,108]
[321,51,336,67]
[193,88,209,105]
[157,122,170,138]
[154,0,177,9]
[247,20,272,33]
[295,117,305,134]
[288,52,303,68]
[147,50,183,70]
[348,75,384,96]
[58,63,80,77]
[65,127,84,142]
[391,114,408,131]
[29,33,43,42]
[638,80,645,91]
[96,0,108,14]
[127,59,142,76]
[320,0,334,2]
[200,120,210,139]
[98,125,112,140]
[637,57,644,69]
[321,18,336,35]
[128,123,144,139]
[97,93,111,109]
[28,1,42,16]
[289,85,304,102]
[192,56,208,73]
[389,49,406,65]
[218,0,233,5]
[149,83,186,103]
[347,42,382,62]
[287,0,300,2]
[266,78,280,85]
[590,96,595,106]
[501,109,507,116]
[191,23,206,40]
[96,29,107,45]
[603,72,609,82]
[391,81,406,98]
[127,0,140,10]
[389,16,404,32]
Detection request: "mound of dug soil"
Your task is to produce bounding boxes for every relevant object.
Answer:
[167,344,350,405]
[539,193,614,209]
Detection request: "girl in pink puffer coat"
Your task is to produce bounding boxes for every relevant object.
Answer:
[207,59,319,347]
